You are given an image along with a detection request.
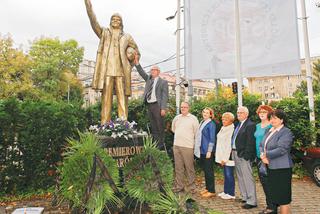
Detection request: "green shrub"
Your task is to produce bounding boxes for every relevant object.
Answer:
[59,132,121,213]
[123,137,174,204]
[0,98,86,195]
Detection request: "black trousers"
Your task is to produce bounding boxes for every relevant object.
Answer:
[147,102,165,150]
[200,154,215,193]
[257,159,277,211]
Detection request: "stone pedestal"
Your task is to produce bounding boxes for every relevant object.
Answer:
[98,134,146,168]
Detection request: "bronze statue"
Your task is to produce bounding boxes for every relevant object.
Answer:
[84,0,140,124]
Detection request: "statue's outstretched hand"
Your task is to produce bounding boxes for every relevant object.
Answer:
[134,53,140,65]
[84,0,92,8]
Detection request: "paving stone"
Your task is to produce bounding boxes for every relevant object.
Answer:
[1,179,319,213]
[189,179,320,213]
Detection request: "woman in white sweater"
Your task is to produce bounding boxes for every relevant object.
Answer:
[215,112,235,200]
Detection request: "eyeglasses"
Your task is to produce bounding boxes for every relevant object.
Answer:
[259,111,268,114]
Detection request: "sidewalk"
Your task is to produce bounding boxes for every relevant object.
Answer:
[192,178,320,214]
[1,178,319,213]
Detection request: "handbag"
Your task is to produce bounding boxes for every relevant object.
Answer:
[258,160,268,176]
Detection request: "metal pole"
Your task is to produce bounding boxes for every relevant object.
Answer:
[214,79,219,98]
[234,0,243,107]
[188,80,193,103]
[176,0,181,115]
[300,0,315,123]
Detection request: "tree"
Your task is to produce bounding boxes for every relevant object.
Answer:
[28,38,84,101]
[204,85,236,101]
[293,60,320,97]
[0,35,37,99]
[313,59,320,83]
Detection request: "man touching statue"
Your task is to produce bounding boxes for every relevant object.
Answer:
[133,54,169,150]
[84,0,140,124]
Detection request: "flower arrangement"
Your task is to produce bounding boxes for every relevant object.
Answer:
[89,118,145,139]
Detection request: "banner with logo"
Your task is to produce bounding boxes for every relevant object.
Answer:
[184,0,301,79]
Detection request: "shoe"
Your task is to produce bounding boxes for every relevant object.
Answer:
[201,192,216,198]
[258,209,277,214]
[217,192,226,197]
[221,194,236,200]
[200,189,208,195]
[235,198,246,203]
[242,204,257,209]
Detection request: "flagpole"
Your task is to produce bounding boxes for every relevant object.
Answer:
[300,0,315,124]
[176,0,181,115]
[235,0,243,107]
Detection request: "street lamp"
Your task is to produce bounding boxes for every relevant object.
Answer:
[167,1,183,115]
[177,80,189,88]
[166,7,183,21]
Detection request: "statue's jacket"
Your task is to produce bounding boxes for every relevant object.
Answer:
[92,27,139,96]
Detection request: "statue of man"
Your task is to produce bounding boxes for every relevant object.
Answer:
[84,0,140,124]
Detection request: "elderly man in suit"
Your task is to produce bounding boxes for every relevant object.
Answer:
[133,54,169,150]
[231,106,257,209]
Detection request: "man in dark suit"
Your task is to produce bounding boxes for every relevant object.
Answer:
[134,54,169,150]
[231,106,257,209]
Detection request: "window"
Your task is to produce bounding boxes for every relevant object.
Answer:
[264,86,268,91]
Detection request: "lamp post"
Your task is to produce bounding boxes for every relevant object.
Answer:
[175,0,181,115]
[167,0,183,115]
[300,0,315,124]
[234,0,243,107]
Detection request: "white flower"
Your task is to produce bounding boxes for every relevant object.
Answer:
[89,125,98,132]
[111,133,117,138]
[129,121,137,128]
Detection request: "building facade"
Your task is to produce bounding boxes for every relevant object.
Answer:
[78,59,101,107]
[78,59,215,106]
[247,56,319,101]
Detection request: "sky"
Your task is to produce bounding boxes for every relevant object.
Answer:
[1,0,320,80]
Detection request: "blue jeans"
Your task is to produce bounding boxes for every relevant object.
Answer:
[223,166,235,196]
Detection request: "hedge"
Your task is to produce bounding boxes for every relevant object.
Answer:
[0,94,319,195]
[0,98,87,194]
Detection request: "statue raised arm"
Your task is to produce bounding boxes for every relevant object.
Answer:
[84,0,140,124]
[84,0,102,38]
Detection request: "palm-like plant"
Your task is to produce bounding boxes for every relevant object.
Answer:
[123,136,174,205]
[150,187,191,214]
[59,132,122,213]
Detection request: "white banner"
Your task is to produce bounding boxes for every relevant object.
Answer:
[184,0,301,79]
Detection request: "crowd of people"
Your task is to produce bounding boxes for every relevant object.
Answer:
[130,55,293,214]
[171,102,294,214]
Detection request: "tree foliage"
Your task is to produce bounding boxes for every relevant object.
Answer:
[28,37,84,101]
[294,60,320,97]
[0,35,36,99]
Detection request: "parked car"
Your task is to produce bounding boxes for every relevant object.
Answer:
[301,147,320,187]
